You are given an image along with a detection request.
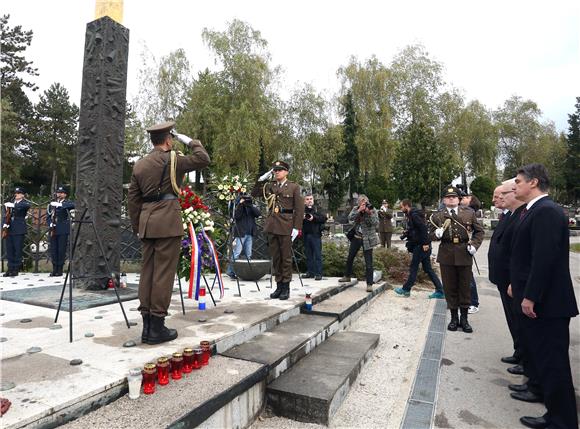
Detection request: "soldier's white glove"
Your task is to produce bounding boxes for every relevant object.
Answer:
[50,202,63,207]
[435,228,444,239]
[467,244,477,255]
[3,224,9,229]
[175,133,193,145]
[50,223,55,228]
[291,228,299,242]
[258,169,273,182]
[4,202,14,208]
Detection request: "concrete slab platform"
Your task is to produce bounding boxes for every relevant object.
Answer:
[266,331,380,425]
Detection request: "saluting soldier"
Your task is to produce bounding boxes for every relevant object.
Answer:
[429,186,484,333]
[128,121,210,345]
[261,161,304,300]
[2,187,31,277]
[47,185,75,277]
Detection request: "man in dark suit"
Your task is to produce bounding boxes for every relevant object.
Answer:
[510,163,578,429]
[128,121,210,345]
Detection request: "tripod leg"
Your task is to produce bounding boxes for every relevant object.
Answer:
[269,258,273,289]
[243,252,260,291]
[90,221,130,329]
[291,247,304,288]
[176,273,186,315]
[202,275,217,306]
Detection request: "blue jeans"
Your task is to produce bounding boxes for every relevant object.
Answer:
[304,233,322,276]
[226,235,253,276]
[403,245,444,292]
[470,275,479,307]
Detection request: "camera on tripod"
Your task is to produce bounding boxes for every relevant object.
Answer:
[239,193,253,205]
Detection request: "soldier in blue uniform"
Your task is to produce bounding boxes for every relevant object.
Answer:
[47,186,75,277]
[2,187,31,277]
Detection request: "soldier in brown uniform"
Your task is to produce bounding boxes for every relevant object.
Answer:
[429,186,484,333]
[128,121,210,344]
[261,161,304,300]
[378,200,394,248]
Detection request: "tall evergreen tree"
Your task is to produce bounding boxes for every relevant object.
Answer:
[341,90,360,198]
[565,97,580,203]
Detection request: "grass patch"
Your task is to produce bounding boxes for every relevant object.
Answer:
[571,243,580,253]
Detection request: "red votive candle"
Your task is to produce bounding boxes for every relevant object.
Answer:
[142,363,156,395]
[183,348,194,373]
[193,348,203,369]
[200,340,211,366]
[171,353,183,380]
[156,356,170,385]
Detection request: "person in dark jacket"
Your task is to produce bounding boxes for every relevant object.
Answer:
[2,187,31,277]
[226,194,261,279]
[301,193,327,280]
[47,185,75,277]
[394,199,444,299]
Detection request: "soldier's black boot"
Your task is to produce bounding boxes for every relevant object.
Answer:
[270,282,283,299]
[3,271,12,277]
[448,309,459,331]
[278,283,290,300]
[460,308,473,333]
[54,265,64,277]
[146,315,178,345]
[49,266,57,277]
[141,313,150,343]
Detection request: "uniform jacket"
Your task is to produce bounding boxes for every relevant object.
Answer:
[487,207,523,287]
[378,208,394,233]
[47,199,75,235]
[2,199,31,235]
[233,202,261,237]
[128,143,210,238]
[302,205,327,236]
[429,206,484,266]
[348,206,379,250]
[509,196,578,318]
[263,180,304,236]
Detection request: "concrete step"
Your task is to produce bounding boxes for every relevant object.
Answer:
[221,313,339,383]
[266,331,380,425]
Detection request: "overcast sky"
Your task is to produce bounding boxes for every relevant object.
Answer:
[4,0,579,132]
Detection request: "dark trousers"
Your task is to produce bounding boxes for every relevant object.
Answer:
[268,233,293,283]
[138,236,181,317]
[440,264,472,309]
[379,232,392,248]
[303,233,322,276]
[403,245,443,292]
[344,238,374,285]
[470,274,479,307]
[496,282,521,358]
[520,316,577,429]
[5,234,25,271]
[50,234,69,267]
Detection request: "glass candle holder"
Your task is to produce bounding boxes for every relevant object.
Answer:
[183,348,194,373]
[157,356,170,385]
[143,363,157,395]
[127,368,143,399]
[193,348,203,369]
[171,353,183,380]
[200,341,211,366]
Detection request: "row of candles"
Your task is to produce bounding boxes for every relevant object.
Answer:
[128,340,212,397]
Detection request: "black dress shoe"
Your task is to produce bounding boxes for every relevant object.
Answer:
[501,355,520,364]
[301,273,314,279]
[510,391,543,403]
[314,275,322,281]
[507,364,524,375]
[519,415,548,429]
[508,382,528,392]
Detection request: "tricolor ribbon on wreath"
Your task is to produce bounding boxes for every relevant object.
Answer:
[187,222,225,305]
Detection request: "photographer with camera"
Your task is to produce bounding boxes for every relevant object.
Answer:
[394,200,444,299]
[226,193,261,279]
[339,195,379,292]
[302,193,327,281]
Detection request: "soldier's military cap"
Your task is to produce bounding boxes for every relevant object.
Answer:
[443,186,460,197]
[56,185,68,194]
[382,199,388,204]
[14,187,25,194]
[272,160,289,171]
[146,121,175,134]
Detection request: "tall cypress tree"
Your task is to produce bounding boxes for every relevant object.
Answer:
[341,90,360,198]
[565,97,580,203]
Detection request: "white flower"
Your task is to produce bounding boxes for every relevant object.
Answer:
[218,194,224,200]
[218,184,224,190]
[204,226,214,232]
[182,223,187,230]
[233,175,239,181]
[223,176,228,181]
[241,187,247,193]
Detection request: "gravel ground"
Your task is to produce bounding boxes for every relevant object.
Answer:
[252,285,436,429]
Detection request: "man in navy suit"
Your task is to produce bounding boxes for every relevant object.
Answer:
[47,186,75,277]
[2,187,31,277]
[510,163,578,429]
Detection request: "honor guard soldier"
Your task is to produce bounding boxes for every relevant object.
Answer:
[128,121,210,345]
[2,187,31,277]
[429,186,484,333]
[261,161,304,300]
[47,185,75,277]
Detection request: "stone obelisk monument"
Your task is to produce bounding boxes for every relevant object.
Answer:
[74,0,129,289]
